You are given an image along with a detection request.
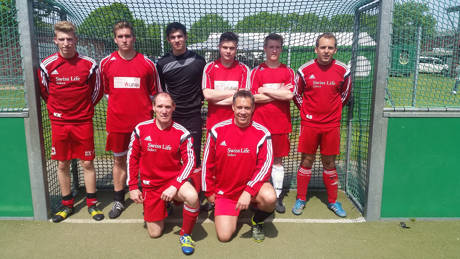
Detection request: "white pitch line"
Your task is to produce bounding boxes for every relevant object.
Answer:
[59,217,366,224]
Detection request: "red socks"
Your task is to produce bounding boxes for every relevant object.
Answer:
[296,166,312,201]
[180,204,199,236]
[323,169,338,204]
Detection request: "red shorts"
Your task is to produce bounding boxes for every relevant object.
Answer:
[51,122,95,161]
[143,187,169,222]
[214,196,256,216]
[298,125,340,155]
[106,132,132,156]
[271,134,290,158]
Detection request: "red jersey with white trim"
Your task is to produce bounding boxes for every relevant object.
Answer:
[38,52,102,123]
[250,63,295,134]
[127,119,195,191]
[294,59,351,128]
[202,59,250,129]
[100,51,161,133]
[202,119,273,200]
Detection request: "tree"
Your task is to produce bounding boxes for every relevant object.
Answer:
[78,2,134,39]
[392,1,436,45]
[235,12,291,33]
[329,14,354,32]
[188,14,231,44]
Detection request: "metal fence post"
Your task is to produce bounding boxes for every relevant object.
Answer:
[17,0,49,220]
[364,0,393,221]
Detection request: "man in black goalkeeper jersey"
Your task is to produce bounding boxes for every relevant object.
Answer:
[157,22,206,192]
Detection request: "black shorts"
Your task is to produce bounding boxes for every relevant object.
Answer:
[174,113,203,166]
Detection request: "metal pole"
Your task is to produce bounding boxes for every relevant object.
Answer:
[345,9,361,194]
[412,26,422,107]
[17,0,50,220]
[364,0,393,221]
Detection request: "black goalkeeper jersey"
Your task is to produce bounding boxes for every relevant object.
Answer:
[157,49,206,117]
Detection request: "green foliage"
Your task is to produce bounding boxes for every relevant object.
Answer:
[188,14,231,44]
[0,0,19,46]
[329,14,354,32]
[78,2,134,39]
[392,1,436,45]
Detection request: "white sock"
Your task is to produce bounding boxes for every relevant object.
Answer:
[271,165,284,198]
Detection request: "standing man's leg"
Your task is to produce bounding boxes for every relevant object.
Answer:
[110,154,127,218]
[292,153,314,215]
[251,182,276,242]
[271,134,290,213]
[81,160,104,221]
[53,160,73,223]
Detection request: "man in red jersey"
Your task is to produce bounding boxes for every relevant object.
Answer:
[292,33,351,218]
[38,21,104,222]
[202,32,250,130]
[202,90,276,243]
[127,93,199,255]
[250,33,295,214]
[100,21,161,219]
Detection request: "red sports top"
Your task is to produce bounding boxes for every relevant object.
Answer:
[202,119,273,200]
[294,59,351,128]
[250,63,295,134]
[100,51,161,133]
[38,52,102,123]
[127,119,195,191]
[202,59,250,129]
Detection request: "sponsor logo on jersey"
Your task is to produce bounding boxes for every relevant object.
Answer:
[53,112,62,118]
[85,151,93,157]
[262,83,282,89]
[309,74,316,79]
[147,143,172,152]
[220,140,227,146]
[227,147,250,157]
[55,76,81,85]
[214,80,238,91]
[51,70,59,75]
[144,136,152,141]
[114,77,141,89]
[143,180,150,185]
[51,147,56,155]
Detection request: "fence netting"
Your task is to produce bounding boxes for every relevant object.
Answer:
[29,0,380,213]
[0,0,26,112]
[387,0,460,108]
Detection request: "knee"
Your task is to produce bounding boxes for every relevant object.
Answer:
[57,161,70,171]
[216,231,233,242]
[80,160,94,171]
[322,161,336,170]
[301,157,314,168]
[148,229,162,238]
[114,156,126,167]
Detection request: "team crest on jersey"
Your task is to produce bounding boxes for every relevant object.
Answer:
[309,74,316,79]
[144,136,152,141]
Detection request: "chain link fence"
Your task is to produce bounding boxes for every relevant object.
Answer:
[0,0,26,112]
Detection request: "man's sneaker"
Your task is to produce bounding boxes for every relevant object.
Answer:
[108,201,125,219]
[180,234,195,255]
[88,205,104,221]
[328,201,347,218]
[291,199,306,215]
[275,198,286,214]
[52,206,73,223]
[251,216,265,242]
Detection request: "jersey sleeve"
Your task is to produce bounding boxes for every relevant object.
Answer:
[170,134,196,189]
[286,67,296,93]
[37,65,49,102]
[202,62,214,90]
[249,68,260,94]
[244,134,273,196]
[91,67,103,105]
[145,57,162,98]
[127,129,141,191]
[156,62,166,92]
[99,59,110,97]
[293,71,305,110]
[202,131,217,197]
[242,64,251,90]
[341,71,352,105]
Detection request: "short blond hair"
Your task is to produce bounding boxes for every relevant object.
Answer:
[113,21,134,37]
[54,21,76,36]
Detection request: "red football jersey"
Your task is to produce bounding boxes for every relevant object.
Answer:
[38,52,102,123]
[100,51,161,133]
[127,119,195,191]
[202,119,273,200]
[250,63,295,134]
[202,59,250,129]
[294,59,351,128]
